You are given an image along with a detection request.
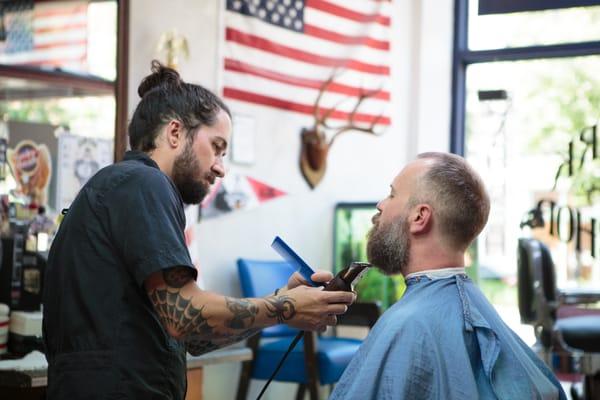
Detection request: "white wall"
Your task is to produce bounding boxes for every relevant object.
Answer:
[128,1,453,399]
[129,0,222,111]
[408,0,454,155]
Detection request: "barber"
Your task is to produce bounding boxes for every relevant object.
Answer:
[42,61,355,399]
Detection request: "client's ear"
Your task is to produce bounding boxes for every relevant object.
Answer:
[409,204,432,234]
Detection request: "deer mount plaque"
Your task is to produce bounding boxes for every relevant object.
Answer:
[299,74,385,189]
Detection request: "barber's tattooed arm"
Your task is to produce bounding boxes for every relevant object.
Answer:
[145,266,304,356]
[183,297,262,355]
[162,266,193,288]
[264,295,296,323]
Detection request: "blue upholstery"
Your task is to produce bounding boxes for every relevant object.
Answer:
[236,258,363,389]
[253,336,361,384]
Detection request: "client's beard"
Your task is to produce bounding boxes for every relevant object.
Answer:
[172,142,210,205]
[366,214,411,276]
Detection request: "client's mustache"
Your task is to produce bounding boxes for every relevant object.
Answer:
[372,213,381,225]
[205,173,216,185]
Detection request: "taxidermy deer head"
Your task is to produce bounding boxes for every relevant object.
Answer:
[300,75,383,189]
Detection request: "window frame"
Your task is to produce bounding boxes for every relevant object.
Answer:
[450,0,600,156]
[0,0,129,162]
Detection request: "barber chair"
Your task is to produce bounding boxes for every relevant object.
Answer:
[236,259,380,400]
[517,238,600,400]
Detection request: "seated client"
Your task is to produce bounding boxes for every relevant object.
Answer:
[330,152,566,400]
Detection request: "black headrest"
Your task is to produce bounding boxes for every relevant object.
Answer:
[517,238,537,324]
[538,241,557,303]
[517,238,558,324]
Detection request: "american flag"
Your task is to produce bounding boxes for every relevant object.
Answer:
[223,0,391,126]
[0,1,88,71]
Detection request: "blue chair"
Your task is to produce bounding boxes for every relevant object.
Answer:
[236,259,379,400]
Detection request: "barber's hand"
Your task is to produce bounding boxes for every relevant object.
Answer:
[280,285,356,332]
[286,270,333,290]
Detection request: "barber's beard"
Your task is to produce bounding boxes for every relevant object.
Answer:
[366,214,411,276]
[172,142,210,205]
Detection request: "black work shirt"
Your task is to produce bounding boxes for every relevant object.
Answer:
[43,151,196,399]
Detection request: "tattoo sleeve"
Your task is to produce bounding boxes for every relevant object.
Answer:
[225,297,258,329]
[183,297,262,355]
[147,265,303,356]
[264,295,297,323]
[162,266,195,288]
[148,288,213,339]
[147,287,264,356]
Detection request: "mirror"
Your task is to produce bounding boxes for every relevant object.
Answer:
[0,0,127,220]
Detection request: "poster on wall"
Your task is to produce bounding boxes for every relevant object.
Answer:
[200,173,286,219]
[56,134,113,211]
[7,140,52,206]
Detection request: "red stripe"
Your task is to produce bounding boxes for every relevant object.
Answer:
[0,321,8,328]
[226,28,389,76]
[223,87,390,125]
[35,23,87,35]
[22,55,86,66]
[34,40,87,51]
[34,6,87,18]
[307,0,390,27]
[225,58,390,101]
[304,24,389,51]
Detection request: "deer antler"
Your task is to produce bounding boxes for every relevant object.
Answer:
[300,69,387,189]
[327,87,384,146]
[313,70,385,138]
[313,70,342,127]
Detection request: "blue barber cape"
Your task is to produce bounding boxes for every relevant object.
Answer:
[330,274,566,400]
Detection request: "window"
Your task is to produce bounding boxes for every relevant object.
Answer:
[451,0,600,343]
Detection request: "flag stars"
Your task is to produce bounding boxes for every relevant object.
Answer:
[228,0,304,32]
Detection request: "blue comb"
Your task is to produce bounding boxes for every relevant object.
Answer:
[271,236,320,287]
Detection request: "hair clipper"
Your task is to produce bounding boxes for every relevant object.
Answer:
[323,262,371,292]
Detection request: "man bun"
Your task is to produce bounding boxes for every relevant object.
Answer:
[129,60,231,152]
[137,59,183,98]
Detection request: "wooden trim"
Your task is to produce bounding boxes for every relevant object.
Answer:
[236,335,260,400]
[114,0,129,162]
[187,347,252,369]
[295,385,306,400]
[303,331,320,400]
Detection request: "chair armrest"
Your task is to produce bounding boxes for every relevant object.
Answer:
[559,288,600,305]
[337,302,382,329]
